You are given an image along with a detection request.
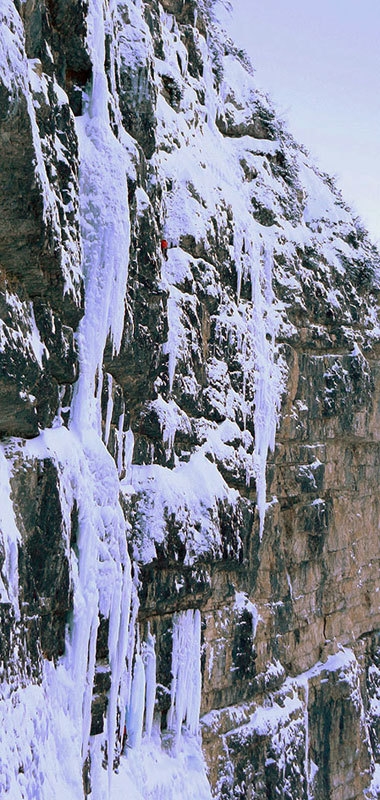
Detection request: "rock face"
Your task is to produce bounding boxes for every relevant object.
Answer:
[0,0,380,798]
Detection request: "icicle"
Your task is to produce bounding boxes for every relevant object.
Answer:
[107,555,132,789]
[115,577,139,774]
[104,373,114,447]
[81,614,99,759]
[233,225,245,302]
[117,412,125,476]
[96,367,104,437]
[65,481,102,761]
[124,571,140,723]
[127,651,146,749]
[236,263,242,302]
[124,429,135,481]
[142,627,157,740]
[167,614,183,740]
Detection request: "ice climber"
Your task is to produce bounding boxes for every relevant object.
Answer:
[160,238,168,260]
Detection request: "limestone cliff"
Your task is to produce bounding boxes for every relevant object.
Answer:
[0,1,380,798]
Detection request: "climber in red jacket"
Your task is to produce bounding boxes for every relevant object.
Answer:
[160,238,168,260]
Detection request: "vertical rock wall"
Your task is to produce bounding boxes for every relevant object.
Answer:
[0,1,379,798]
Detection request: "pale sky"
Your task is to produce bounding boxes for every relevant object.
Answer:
[216,0,380,243]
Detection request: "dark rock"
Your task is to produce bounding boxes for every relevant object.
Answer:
[11,458,72,662]
[308,666,372,800]
[33,299,78,384]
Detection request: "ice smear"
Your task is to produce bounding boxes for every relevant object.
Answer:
[234,592,261,639]
[250,245,285,537]
[150,395,192,454]
[128,451,238,564]
[162,281,191,394]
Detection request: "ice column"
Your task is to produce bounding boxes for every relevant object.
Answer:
[65,0,134,784]
[71,0,131,435]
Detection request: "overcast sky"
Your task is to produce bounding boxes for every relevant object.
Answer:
[216,0,380,243]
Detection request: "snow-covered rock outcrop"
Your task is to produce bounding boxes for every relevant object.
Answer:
[0,0,380,798]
